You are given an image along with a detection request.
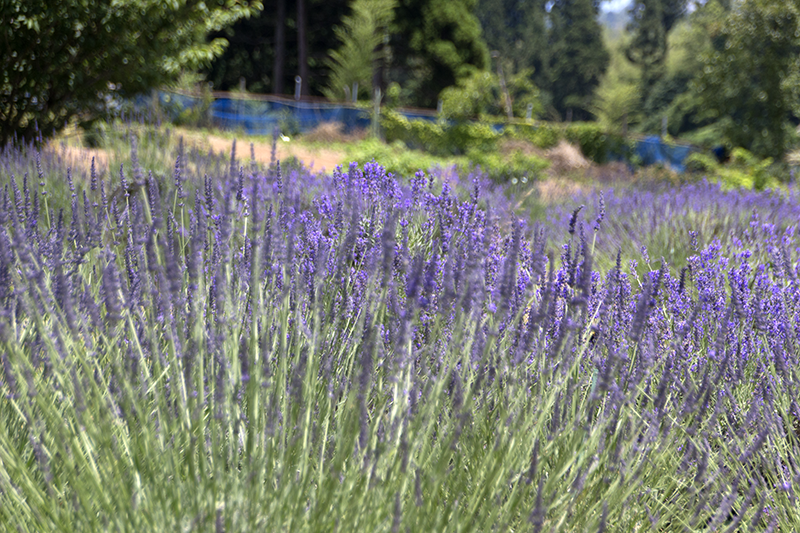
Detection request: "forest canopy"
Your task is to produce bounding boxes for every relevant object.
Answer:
[0,0,261,144]
[3,0,800,158]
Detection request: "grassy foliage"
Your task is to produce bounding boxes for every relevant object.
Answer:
[1,124,799,532]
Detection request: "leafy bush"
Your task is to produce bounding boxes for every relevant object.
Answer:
[82,121,107,148]
[686,147,780,191]
[564,121,631,164]
[466,148,549,183]
[166,72,215,129]
[380,110,499,156]
[346,138,463,177]
[684,152,718,174]
[443,121,500,154]
[380,110,445,152]
[504,123,562,149]
[439,68,542,121]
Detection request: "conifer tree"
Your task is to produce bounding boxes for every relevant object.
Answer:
[626,0,687,90]
[324,0,397,102]
[477,0,547,76]
[390,0,489,108]
[547,0,609,121]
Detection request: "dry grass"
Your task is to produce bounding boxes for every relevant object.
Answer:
[497,138,547,158]
[301,122,368,144]
[545,140,592,175]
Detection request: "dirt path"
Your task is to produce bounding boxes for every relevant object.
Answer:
[50,128,348,176]
[179,130,347,173]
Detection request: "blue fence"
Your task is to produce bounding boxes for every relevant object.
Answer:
[210,97,374,135]
[150,90,402,135]
[147,91,696,171]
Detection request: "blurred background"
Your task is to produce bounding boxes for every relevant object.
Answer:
[3,0,799,176]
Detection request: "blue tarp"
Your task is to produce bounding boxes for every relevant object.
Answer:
[210,98,372,135]
[634,135,694,173]
[140,91,375,135]
[145,91,697,171]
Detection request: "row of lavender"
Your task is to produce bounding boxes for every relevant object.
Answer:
[0,135,799,531]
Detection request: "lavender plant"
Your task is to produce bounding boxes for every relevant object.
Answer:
[0,133,798,532]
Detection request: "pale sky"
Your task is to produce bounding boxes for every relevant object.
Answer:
[601,0,632,12]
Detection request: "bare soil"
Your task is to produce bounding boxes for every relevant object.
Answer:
[176,128,348,174]
[50,127,349,176]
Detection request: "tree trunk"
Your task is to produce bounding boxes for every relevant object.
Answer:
[297,0,309,96]
[273,0,286,94]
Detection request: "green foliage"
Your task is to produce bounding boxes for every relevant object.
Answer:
[439,68,542,121]
[476,0,547,77]
[591,34,642,132]
[625,0,687,90]
[466,148,550,182]
[166,73,215,129]
[346,136,548,182]
[683,152,718,174]
[444,122,501,154]
[380,110,446,152]
[729,147,774,190]
[385,82,402,108]
[625,0,667,89]
[694,0,800,159]
[0,0,261,145]
[505,123,561,149]
[685,146,780,191]
[380,109,500,156]
[547,0,610,121]
[635,6,715,136]
[680,119,728,148]
[564,122,630,164]
[389,0,489,108]
[345,138,461,177]
[324,0,397,102]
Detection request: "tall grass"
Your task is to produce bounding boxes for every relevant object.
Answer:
[0,128,798,531]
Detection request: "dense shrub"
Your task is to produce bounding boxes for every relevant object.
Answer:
[684,151,718,174]
[380,110,500,156]
[380,110,445,152]
[346,138,463,178]
[685,147,781,191]
[466,148,549,182]
[439,68,542,121]
[564,121,631,164]
[443,121,500,154]
[505,122,562,149]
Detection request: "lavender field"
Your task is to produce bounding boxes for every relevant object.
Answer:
[1,128,800,532]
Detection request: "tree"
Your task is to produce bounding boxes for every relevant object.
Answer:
[625,0,687,91]
[204,8,276,95]
[591,35,642,133]
[205,0,350,96]
[324,0,397,102]
[297,0,309,96]
[274,0,287,94]
[476,0,547,77]
[1,0,260,144]
[389,0,489,108]
[547,0,610,121]
[439,68,542,121]
[694,0,800,158]
[634,2,718,136]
